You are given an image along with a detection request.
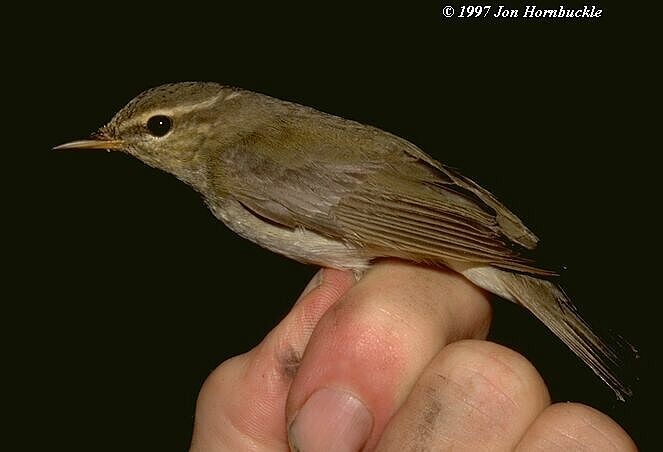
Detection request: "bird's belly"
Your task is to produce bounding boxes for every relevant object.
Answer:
[207,198,371,271]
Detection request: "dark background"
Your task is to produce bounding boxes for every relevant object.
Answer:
[9,2,652,450]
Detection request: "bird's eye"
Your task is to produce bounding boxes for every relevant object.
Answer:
[146,115,172,137]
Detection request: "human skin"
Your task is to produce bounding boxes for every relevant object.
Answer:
[189,261,636,451]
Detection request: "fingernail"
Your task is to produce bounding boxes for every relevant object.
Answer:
[296,269,324,303]
[289,387,373,452]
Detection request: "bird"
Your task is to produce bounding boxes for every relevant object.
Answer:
[54,81,629,400]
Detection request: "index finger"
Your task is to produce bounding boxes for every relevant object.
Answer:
[286,260,493,451]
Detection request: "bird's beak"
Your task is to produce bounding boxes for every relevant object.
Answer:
[52,138,124,151]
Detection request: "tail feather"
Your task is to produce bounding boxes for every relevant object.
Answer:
[449,262,631,401]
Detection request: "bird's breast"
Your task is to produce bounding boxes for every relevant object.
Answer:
[207,197,371,271]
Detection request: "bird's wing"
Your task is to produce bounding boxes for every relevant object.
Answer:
[211,129,551,276]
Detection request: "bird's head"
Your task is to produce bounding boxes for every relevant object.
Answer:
[54,82,248,190]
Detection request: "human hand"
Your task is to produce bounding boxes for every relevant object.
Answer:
[189,261,636,451]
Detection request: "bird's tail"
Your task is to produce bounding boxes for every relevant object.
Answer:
[448,262,632,401]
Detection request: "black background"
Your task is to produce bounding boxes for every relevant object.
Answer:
[8,2,653,450]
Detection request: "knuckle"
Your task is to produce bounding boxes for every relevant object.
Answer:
[525,403,637,451]
[329,282,435,347]
[434,340,549,416]
[294,291,421,393]
[196,354,247,406]
[327,297,409,366]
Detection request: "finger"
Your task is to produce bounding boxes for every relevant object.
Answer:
[516,403,637,451]
[286,260,492,452]
[190,268,355,451]
[376,340,550,451]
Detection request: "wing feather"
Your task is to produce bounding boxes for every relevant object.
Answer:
[338,208,507,260]
[210,120,551,275]
[334,190,553,275]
